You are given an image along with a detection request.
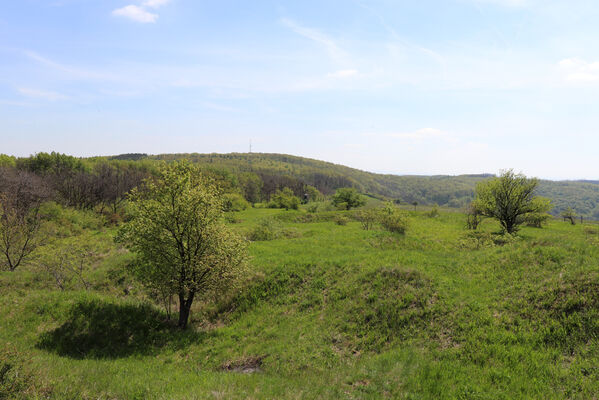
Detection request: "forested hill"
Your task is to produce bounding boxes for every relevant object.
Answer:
[115,152,599,220]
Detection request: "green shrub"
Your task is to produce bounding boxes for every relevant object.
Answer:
[222,193,249,212]
[224,214,242,224]
[269,188,300,210]
[427,204,440,218]
[354,208,378,230]
[334,215,349,226]
[525,212,552,228]
[379,204,409,234]
[247,218,282,241]
[331,188,365,210]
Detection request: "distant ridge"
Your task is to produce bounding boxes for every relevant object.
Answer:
[107,152,599,219]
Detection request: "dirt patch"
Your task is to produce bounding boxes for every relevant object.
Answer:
[220,355,266,373]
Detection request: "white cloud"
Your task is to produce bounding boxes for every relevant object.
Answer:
[558,58,599,83]
[17,87,68,101]
[280,18,347,63]
[112,5,158,23]
[327,69,358,78]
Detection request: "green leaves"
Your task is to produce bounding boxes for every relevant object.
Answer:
[474,170,551,234]
[116,161,248,327]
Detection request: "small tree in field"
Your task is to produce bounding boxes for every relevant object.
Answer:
[332,188,365,210]
[473,170,550,234]
[117,161,247,329]
[561,207,577,225]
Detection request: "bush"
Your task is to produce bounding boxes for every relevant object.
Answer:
[427,204,440,218]
[379,204,409,234]
[269,188,300,210]
[331,188,366,210]
[525,212,552,228]
[334,215,349,226]
[354,209,378,230]
[222,193,249,212]
[247,218,282,241]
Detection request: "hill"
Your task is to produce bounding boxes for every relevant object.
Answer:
[2,203,599,398]
[113,152,599,220]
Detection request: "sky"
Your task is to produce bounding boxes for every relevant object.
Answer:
[1,0,599,179]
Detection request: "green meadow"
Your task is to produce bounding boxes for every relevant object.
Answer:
[1,203,599,399]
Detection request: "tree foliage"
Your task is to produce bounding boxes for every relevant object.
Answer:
[269,187,300,210]
[116,161,247,328]
[474,170,551,234]
[332,188,366,210]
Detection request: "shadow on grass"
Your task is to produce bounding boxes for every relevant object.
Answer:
[37,299,210,359]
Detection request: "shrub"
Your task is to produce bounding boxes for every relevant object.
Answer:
[427,204,440,218]
[306,204,319,213]
[331,188,365,210]
[224,215,242,224]
[379,204,409,234]
[465,202,483,230]
[354,208,378,230]
[525,212,552,228]
[222,193,249,212]
[247,218,282,241]
[270,188,300,210]
[334,215,349,226]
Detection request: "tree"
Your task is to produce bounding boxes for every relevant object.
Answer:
[524,197,553,228]
[117,161,247,329]
[561,207,577,225]
[0,168,50,271]
[269,187,300,210]
[332,188,366,210]
[303,185,321,203]
[465,202,483,230]
[473,170,550,234]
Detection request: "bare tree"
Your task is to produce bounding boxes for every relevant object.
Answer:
[0,168,50,271]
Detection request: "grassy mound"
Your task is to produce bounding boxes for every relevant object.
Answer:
[339,267,441,350]
[525,273,599,349]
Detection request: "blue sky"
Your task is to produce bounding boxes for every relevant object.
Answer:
[1,0,598,179]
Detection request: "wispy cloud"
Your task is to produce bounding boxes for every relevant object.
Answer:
[112,5,158,23]
[23,50,112,80]
[558,58,599,83]
[112,0,171,23]
[280,18,347,63]
[17,87,68,101]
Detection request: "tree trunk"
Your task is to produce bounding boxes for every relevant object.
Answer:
[177,291,195,329]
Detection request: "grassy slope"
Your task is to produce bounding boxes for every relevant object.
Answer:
[1,206,599,399]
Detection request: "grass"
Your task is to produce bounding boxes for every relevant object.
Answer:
[1,205,599,399]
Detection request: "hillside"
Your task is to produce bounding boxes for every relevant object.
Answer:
[114,152,599,220]
[2,204,599,399]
